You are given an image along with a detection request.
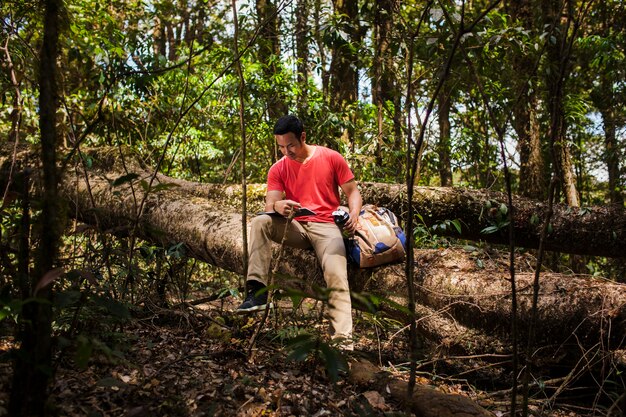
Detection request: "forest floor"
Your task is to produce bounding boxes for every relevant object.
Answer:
[0,248,615,416]
[0,295,595,417]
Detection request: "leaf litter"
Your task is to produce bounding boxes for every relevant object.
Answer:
[0,260,597,416]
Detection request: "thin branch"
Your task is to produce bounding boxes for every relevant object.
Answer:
[231,0,249,290]
[521,178,557,414]
[404,0,435,402]
[247,211,297,359]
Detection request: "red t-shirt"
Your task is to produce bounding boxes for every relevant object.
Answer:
[267,146,355,223]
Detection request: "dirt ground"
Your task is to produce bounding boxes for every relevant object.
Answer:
[0,291,598,417]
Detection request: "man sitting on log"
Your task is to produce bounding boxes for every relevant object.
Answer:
[237,114,362,350]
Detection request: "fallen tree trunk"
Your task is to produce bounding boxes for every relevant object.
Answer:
[349,359,495,417]
[2,146,625,363]
[3,145,625,258]
[153,180,626,259]
[362,183,626,259]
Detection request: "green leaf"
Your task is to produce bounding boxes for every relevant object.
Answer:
[139,244,155,259]
[450,219,462,234]
[319,343,348,383]
[217,287,239,299]
[75,335,93,369]
[287,343,312,362]
[289,293,303,309]
[152,182,180,192]
[530,214,540,226]
[350,292,376,313]
[0,306,10,321]
[286,334,317,362]
[166,242,185,258]
[378,296,411,316]
[481,225,500,234]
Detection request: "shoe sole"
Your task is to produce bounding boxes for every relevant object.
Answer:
[235,303,274,314]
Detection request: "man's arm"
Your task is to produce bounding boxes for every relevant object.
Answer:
[265,190,301,216]
[340,179,362,233]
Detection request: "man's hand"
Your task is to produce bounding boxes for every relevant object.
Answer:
[273,199,301,217]
[343,212,359,234]
[339,178,362,234]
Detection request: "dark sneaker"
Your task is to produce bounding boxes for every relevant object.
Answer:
[236,281,272,313]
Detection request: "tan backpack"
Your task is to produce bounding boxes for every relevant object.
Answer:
[345,205,407,268]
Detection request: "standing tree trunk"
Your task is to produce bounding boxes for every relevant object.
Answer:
[256,0,287,120]
[191,3,208,47]
[600,102,623,206]
[373,0,385,168]
[329,0,361,147]
[10,0,62,414]
[153,15,166,59]
[514,93,546,199]
[372,0,403,181]
[166,20,176,62]
[543,0,580,207]
[2,24,24,204]
[507,0,548,200]
[312,0,330,99]
[295,0,310,116]
[590,2,624,207]
[437,82,453,186]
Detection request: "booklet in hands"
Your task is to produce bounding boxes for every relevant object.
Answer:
[257,207,316,218]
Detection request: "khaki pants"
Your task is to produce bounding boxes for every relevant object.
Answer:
[247,215,353,342]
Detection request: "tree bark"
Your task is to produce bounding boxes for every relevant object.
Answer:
[10,0,62,414]
[590,1,624,207]
[329,0,359,109]
[437,82,453,187]
[506,0,548,200]
[329,0,361,147]
[356,182,625,259]
[596,74,624,207]
[141,176,626,259]
[255,0,287,120]
[349,359,495,417]
[543,0,580,207]
[514,93,546,200]
[372,0,402,182]
[295,0,309,115]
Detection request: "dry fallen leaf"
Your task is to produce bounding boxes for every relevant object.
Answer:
[362,390,388,411]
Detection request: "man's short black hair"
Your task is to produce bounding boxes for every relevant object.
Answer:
[273,115,304,138]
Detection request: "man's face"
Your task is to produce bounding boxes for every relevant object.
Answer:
[275,132,306,161]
